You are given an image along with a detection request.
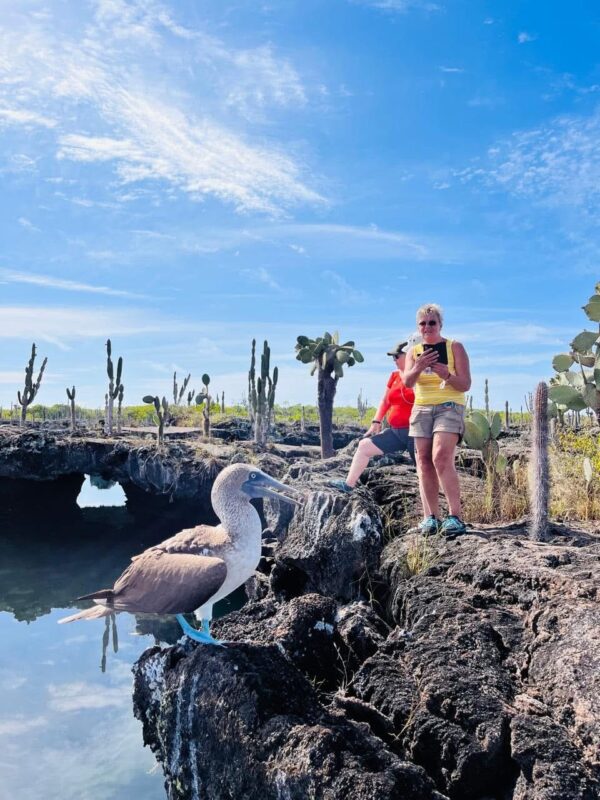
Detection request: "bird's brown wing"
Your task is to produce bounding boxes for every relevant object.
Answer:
[154,524,230,556]
[110,551,227,614]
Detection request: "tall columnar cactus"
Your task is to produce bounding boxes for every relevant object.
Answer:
[529,381,549,542]
[484,378,490,418]
[195,374,212,437]
[295,331,363,459]
[249,339,278,446]
[357,389,368,422]
[143,395,169,446]
[186,388,195,407]
[173,371,191,406]
[221,391,225,415]
[505,400,510,430]
[105,339,123,436]
[550,282,600,422]
[117,384,124,434]
[66,386,76,431]
[18,343,47,426]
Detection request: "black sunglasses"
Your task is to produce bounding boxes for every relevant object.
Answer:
[418,320,438,327]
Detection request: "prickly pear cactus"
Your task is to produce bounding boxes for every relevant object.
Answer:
[143,394,169,446]
[463,410,506,476]
[550,283,600,422]
[529,382,549,542]
[295,331,363,459]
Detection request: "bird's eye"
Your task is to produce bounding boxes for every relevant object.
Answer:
[250,472,257,479]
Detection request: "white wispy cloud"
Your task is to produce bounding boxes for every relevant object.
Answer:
[0,371,34,384]
[440,66,464,74]
[322,270,369,304]
[0,107,57,129]
[518,31,537,44]
[241,266,283,291]
[459,106,600,217]
[272,223,430,259]
[48,681,128,712]
[17,217,40,232]
[0,269,147,299]
[351,0,441,11]
[0,1,322,215]
[0,716,48,736]
[0,306,204,344]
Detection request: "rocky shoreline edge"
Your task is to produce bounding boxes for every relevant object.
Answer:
[1,426,598,798]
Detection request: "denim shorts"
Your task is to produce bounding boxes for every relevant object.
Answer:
[370,426,415,463]
[409,402,465,439]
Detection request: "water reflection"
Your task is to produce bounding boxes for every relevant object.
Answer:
[0,475,226,800]
[77,475,127,508]
[0,479,205,623]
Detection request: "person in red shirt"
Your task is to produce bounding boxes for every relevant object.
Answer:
[330,341,415,493]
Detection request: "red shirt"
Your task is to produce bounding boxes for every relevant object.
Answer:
[375,371,415,429]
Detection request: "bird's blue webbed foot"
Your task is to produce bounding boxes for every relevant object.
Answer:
[176,614,225,647]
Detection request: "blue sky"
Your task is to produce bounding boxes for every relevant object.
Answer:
[0,0,599,412]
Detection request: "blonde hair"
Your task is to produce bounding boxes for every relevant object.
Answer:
[416,303,443,326]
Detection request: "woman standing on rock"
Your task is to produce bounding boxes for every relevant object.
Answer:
[403,303,471,536]
[330,341,415,493]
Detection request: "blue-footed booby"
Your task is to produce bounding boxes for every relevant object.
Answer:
[58,464,299,645]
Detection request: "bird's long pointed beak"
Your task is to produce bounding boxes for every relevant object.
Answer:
[244,474,302,505]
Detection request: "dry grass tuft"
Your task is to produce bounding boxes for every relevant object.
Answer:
[461,458,529,524]
[550,430,600,521]
[404,533,438,576]
[462,430,600,524]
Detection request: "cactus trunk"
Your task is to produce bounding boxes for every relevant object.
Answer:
[318,370,337,459]
[18,343,47,426]
[529,381,549,542]
[248,339,277,447]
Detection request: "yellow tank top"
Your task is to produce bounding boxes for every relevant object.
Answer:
[412,339,466,406]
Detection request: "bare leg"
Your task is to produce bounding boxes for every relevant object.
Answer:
[346,438,384,487]
[432,432,461,516]
[415,437,439,518]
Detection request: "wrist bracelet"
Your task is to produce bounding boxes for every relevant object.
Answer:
[372,420,381,424]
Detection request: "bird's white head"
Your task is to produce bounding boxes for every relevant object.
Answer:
[211,463,301,508]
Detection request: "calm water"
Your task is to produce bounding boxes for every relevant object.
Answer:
[0,475,240,800]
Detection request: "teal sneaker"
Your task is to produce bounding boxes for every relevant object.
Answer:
[418,515,441,535]
[440,515,467,537]
[328,479,353,494]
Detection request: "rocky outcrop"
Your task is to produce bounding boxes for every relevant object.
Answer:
[354,526,600,799]
[270,485,383,602]
[4,424,598,798]
[133,640,446,800]
[0,427,225,503]
[133,472,599,800]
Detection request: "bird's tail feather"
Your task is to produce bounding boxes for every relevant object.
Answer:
[76,589,113,602]
[58,605,112,624]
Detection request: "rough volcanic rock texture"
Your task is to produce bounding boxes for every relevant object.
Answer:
[212,593,341,688]
[132,642,447,800]
[0,428,223,503]
[270,486,383,602]
[341,527,600,800]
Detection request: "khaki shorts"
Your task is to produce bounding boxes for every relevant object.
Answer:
[409,402,465,439]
